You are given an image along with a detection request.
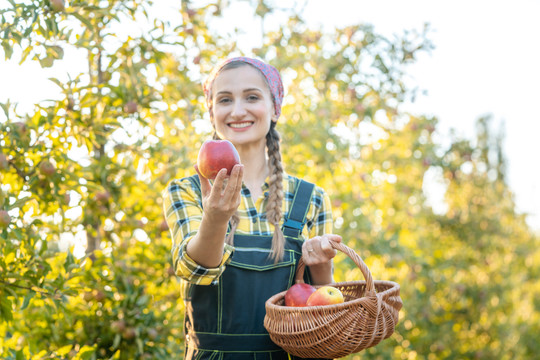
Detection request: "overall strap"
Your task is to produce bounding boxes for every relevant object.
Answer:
[282,179,315,238]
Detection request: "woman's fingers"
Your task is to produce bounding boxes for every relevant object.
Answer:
[194,164,212,197]
[319,234,339,258]
[303,234,341,265]
[199,165,244,223]
[224,164,244,204]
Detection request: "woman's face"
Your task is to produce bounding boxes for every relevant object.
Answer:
[211,65,275,149]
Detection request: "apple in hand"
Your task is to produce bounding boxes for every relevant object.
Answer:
[306,285,344,306]
[284,283,316,307]
[196,140,241,180]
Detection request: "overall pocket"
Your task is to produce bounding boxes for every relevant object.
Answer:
[218,244,298,334]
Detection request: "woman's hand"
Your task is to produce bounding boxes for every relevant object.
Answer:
[195,163,244,225]
[302,234,342,285]
[302,234,342,266]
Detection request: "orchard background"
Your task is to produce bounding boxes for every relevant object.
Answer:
[1,1,539,359]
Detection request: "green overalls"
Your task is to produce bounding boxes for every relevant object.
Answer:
[182,176,331,360]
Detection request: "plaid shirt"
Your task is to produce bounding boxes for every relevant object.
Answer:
[162,173,333,286]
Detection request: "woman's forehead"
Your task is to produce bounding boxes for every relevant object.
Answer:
[212,65,271,94]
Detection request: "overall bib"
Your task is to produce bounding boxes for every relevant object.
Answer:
[182,177,331,360]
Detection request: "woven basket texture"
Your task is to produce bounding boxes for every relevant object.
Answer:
[264,240,402,359]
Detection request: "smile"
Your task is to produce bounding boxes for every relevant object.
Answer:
[228,121,254,128]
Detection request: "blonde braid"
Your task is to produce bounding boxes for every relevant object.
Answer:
[266,122,285,262]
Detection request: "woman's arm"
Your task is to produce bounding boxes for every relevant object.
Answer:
[302,186,340,285]
[186,164,244,268]
[302,234,342,285]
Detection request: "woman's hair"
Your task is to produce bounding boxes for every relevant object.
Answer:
[212,61,286,262]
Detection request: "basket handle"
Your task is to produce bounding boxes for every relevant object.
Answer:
[294,239,375,293]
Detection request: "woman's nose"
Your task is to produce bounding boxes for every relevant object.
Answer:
[231,101,247,118]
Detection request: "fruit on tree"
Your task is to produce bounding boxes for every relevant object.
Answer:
[0,154,8,170]
[284,283,316,307]
[122,327,137,340]
[95,190,111,203]
[11,122,27,136]
[50,0,65,12]
[124,101,138,114]
[39,161,56,177]
[111,320,126,334]
[159,219,169,232]
[306,285,344,306]
[147,328,158,340]
[196,140,241,180]
[0,210,10,228]
[94,290,106,302]
[82,291,93,302]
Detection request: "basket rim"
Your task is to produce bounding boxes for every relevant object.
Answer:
[265,279,400,312]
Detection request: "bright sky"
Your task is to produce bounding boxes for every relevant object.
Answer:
[288,0,540,231]
[1,0,539,231]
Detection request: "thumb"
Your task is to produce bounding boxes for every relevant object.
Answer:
[194,164,212,196]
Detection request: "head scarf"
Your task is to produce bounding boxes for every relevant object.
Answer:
[203,56,284,119]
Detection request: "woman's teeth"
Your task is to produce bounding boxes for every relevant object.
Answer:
[229,122,253,128]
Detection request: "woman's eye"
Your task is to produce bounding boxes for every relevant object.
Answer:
[218,97,231,103]
[247,95,259,101]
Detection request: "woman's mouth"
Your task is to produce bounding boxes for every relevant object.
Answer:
[228,121,254,129]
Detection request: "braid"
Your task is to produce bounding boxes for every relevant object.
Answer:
[266,122,285,262]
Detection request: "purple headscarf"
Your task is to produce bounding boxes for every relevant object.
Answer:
[203,56,284,119]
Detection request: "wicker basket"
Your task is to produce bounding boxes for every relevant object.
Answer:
[264,240,402,359]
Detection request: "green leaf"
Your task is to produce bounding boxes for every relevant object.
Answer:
[76,345,97,360]
[0,297,13,322]
[21,293,34,310]
[2,40,13,60]
[112,333,121,350]
[72,12,94,30]
[8,196,32,210]
[39,55,55,68]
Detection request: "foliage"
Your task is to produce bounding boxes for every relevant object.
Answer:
[1,0,539,359]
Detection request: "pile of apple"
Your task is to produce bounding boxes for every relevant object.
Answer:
[284,283,344,307]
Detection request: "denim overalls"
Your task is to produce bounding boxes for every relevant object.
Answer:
[182,176,331,360]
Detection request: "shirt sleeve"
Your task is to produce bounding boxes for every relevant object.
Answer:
[162,177,234,285]
[305,185,334,239]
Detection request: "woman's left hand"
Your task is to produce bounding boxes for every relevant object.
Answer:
[302,234,342,266]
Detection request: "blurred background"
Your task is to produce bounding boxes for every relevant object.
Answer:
[1,1,539,359]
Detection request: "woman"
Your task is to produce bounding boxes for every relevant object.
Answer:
[163,56,341,359]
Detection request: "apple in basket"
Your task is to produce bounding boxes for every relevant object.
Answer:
[197,140,241,180]
[306,285,344,306]
[284,283,316,307]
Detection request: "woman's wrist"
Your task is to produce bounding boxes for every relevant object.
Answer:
[308,260,334,285]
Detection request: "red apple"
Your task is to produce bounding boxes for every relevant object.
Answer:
[111,320,126,334]
[50,0,65,12]
[306,285,344,306]
[124,101,138,114]
[122,327,136,340]
[284,283,316,307]
[0,154,8,170]
[39,161,56,177]
[196,140,241,180]
[159,219,169,232]
[0,210,10,228]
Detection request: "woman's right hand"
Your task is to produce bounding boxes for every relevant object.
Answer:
[195,164,244,225]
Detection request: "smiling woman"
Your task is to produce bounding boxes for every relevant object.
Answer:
[162,56,342,359]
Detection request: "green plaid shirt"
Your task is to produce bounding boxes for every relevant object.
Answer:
[162,173,333,286]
